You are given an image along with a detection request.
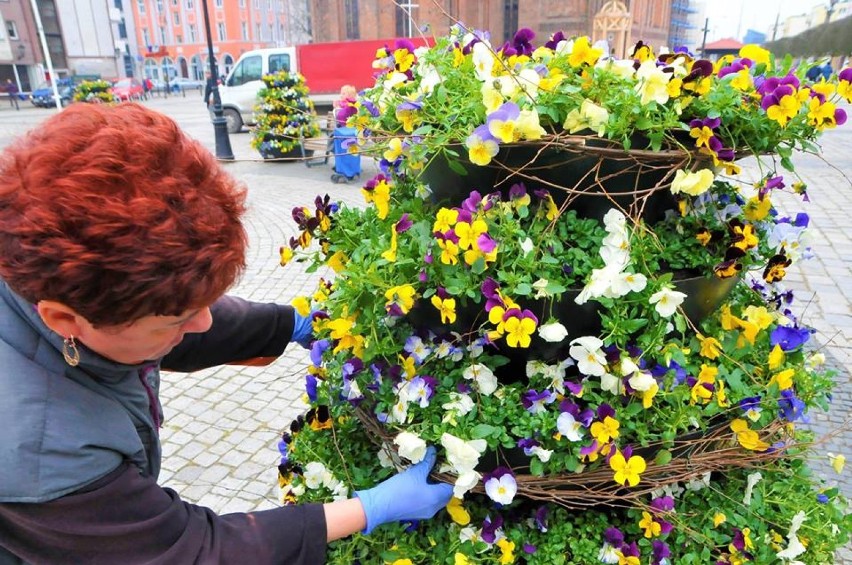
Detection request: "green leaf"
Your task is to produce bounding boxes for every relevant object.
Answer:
[780,156,795,172]
[470,424,499,439]
[529,457,544,476]
[655,449,673,466]
[447,158,469,176]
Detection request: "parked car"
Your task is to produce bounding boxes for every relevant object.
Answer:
[170,77,205,92]
[110,78,145,101]
[30,79,75,107]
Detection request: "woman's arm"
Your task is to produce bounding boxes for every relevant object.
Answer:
[162,295,296,372]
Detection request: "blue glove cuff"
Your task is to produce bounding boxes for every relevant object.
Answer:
[292,310,313,346]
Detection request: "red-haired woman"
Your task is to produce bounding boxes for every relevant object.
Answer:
[0,103,451,563]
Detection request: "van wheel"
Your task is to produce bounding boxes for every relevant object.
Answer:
[223,109,242,133]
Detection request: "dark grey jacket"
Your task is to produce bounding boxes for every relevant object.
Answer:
[0,282,327,563]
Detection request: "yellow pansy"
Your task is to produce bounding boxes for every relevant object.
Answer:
[639,511,661,538]
[279,246,294,266]
[768,344,785,370]
[699,335,722,359]
[503,313,537,348]
[497,538,516,564]
[433,207,459,232]
[446,497,470,525]
[568,36,602,67]
[610,450,646,486]
[292,296,311,317]
[739,44,771,67]
[713,512,727,527]
[591,416,620,444]
[431,295,457,324]
[770,368,795,390]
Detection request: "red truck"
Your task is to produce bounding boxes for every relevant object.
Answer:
[218,36,433,133]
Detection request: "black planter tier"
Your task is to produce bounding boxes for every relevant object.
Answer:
[409,273,739,384]
[258,135,311,160]
[419,139,701,223]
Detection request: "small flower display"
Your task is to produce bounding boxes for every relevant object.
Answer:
[250,70,320,159]
[276,26,850,564]
[73,79,113,104]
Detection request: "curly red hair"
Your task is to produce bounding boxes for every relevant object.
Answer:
[0,103,247,326]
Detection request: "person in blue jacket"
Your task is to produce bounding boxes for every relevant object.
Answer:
[0,102,452,563]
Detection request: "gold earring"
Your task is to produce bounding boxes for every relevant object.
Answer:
[63,336,80,367]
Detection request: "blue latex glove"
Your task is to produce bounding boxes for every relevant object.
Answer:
[355,446,453,534]
[291,309,314,348]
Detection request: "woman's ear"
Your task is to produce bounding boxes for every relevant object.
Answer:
[36,300,86,338]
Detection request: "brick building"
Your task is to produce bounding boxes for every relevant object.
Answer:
[307,0,673,55]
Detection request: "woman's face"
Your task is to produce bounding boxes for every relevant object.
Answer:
[76,307,214,365]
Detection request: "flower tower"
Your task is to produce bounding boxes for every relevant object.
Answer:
[275,28,851,564]
[250,70,320,160]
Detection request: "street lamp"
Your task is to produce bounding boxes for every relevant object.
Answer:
[201,0,234,161]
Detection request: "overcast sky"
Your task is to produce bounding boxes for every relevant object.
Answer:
[702,0,828,41]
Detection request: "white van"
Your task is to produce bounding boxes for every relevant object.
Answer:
[218,47,296,133]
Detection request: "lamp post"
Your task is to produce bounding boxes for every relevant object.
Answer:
[201,0,234,160]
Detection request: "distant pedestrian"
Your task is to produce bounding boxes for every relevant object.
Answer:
[821,62,833,80]
[4,80,19,110]
[141,77,151,100]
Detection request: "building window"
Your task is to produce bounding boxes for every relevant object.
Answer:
[189,24,196,42]
[239,0,245,6]
[241,21,248,40]
[6,20,18,40]
[173,12,180,25]
[215,0,223,7]
[344,0,359,39]
[503,0,518,45]
[217,22,226,41]
[118,21,127,39]
[186,0,193,7]
[142,28,150,46]
[114,0,123,9]
[159,26,167,44]
[156,0,164,12]
[255,22,261,39]
[395,4,417,38]
[137,0,145,13]
[176,34,182,43]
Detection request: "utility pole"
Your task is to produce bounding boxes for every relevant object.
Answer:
[699,18,710,58]
[771,11,780,41]
[201,0,234,161]
[29,0,61,110]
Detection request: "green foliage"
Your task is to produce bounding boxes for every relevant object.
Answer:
[73,79,113,103]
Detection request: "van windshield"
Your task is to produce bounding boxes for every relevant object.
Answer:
[227,55,262,87]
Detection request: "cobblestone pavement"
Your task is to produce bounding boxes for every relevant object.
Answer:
[1,98,848,558]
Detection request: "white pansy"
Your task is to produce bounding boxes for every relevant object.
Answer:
[610,271,647,296]
[569,336,607,376]
[442,391,475,416]
[628,370,657,392]
[684,472,711,491]
[620,357,640,377]
[580,99,609,136]
[532,277,550,298]
[377,446,395,468]
[517,67,541,101]
[556,411,584,442]
[598,543,621,564]
[598,245,630,271]
[575,264,622,304]
[291,483,306,497]
[441,432,487,473]
[539,321,569,343]
[520,237,534,255]
[459,526,479,543]
[601,372,621,394]
[649,287,687,317]
[303,461,330,489]
[453,469,482,498]
[743,471,763,506]
[388,396,409,424]
[530,445,553,462]
[484,473,517,505]
[417,65,443,95]
[330,481,349,501]
[495,74,520,98]
[394,431,427,464]
[463,363,498,395]
[472,41,494,81]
